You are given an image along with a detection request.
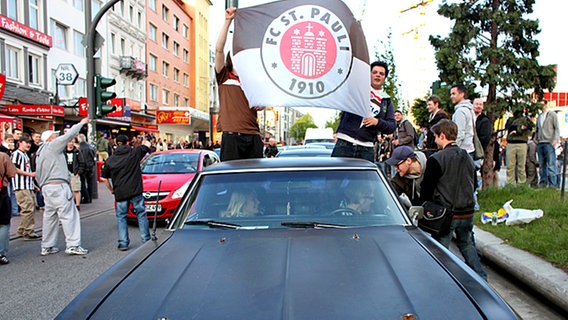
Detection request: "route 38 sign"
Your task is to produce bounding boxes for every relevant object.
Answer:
[55,63,79,85]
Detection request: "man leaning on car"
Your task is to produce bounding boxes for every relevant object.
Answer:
[101,134,151,251]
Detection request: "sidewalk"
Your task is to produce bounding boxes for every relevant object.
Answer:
[9,182,115,240]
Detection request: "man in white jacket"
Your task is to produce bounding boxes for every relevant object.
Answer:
[450,84,475,155]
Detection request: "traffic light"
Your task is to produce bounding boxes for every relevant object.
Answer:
[95,75,117,118]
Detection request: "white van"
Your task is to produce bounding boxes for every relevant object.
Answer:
[304,128,335,144]
[549,107,568,139]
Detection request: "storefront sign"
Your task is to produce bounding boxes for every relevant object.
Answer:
[0,15,52,47]
[0,74,5,101]
[0,104,64,117]
[157,110,191,124]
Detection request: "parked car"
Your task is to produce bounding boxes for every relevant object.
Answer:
[58,158,517,319]
[127,149,219,221]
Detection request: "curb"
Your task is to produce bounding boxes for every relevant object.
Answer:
[475,226,568,313]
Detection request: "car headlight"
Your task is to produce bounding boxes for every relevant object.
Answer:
[172,180,191,199]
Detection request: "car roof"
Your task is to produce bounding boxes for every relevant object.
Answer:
[149,149,215,155]
[276,148,333,157]
[205,157,377,173]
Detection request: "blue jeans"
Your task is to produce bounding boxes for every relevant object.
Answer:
[9,183,18,216]
[435,216,487,280]
[115,194,151,247]
[331,139,375,162]
[537,142,558,187]
[0,223,9,256]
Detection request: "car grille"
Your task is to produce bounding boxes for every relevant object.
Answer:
[142,191,169,202]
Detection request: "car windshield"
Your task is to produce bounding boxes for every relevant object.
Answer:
[175,169,407,229]
[141,153,199,174]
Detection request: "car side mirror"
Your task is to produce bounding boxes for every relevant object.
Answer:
[408,206,424,225]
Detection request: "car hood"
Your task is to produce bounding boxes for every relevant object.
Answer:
[142,173,195,191]
[79,227,507,320]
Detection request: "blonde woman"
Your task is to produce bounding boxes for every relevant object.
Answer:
[222,191,260,217]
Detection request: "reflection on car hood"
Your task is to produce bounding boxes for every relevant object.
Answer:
[142,173,195,191]
[88,227,488,319]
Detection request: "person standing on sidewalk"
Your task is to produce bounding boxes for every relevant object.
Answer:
[11,134,40,240]
[535,99,560,188]
[0,151,17,265]
[101,134,152,251]
[35,118,90,256]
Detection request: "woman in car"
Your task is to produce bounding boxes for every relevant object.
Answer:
[222,190,260,217]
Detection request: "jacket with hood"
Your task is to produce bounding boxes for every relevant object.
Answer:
[391,151,427,206]
[452,100,475,153]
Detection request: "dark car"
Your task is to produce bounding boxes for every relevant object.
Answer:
[58,158,517,319]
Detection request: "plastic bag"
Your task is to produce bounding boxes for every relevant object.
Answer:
[502,199,544,226]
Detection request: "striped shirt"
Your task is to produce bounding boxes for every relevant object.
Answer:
[11,149,34,190]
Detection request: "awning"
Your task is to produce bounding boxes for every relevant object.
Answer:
[0,113,16,120]
[132,125,159,133]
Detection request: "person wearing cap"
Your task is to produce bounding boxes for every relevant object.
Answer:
[35,118,90,256]
[101,134,152,251]
[419,119,486,280]
[11,133,40,240]
[385,146,427,207]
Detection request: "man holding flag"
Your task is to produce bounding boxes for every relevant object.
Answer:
[331,61,396,162]
[215,7,264,162]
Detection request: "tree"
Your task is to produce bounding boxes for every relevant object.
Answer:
[429,0,556,187]
[324,111,341,132]
[289,113,317,143]
[410,96,430,129]
[374,29,404,112]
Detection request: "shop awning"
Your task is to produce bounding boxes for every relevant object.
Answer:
[132,125,159,133]
[0,113,16,120]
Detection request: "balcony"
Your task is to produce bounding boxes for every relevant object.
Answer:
[119,56,148,80]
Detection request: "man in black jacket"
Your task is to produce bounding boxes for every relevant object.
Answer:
[420,119,487,280]
[101,134,151,251]
[473,98,491,151]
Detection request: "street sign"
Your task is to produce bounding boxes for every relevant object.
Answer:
[55,63,79,85]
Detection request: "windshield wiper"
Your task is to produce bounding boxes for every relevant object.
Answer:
[281,221,347,229]
[185,220,241,229]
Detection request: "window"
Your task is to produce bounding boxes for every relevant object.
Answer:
[74,30,84,56]
[162,61,169,77]
[149,24,157,41]
[5,46,20,79]
[173,94,179,106]
[138,12,142,28]
[162,89,169,104]
[182,24,188,38]
[173,41,179,57]
[162,5,169,22]
[149,54,157,72]
[173,68,179,82]
[149,0,156,11]
[183,73,189,87]
[29,0,39,30]
[173,15,179,31]
[129,6,134,23]
[74,0,84,11]
[149,84,158,101]
[162,33,169,49]
[91,0,101,18]
[75,78,86,97]
[110,33,116,54]
[182,49,188,62]
[120,38,125,55]
[184,97,189,106]
[7,0,18,20]
[28,54,41,85]
[51,20,68,50]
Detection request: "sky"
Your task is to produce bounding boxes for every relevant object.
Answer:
[208,0,566,127]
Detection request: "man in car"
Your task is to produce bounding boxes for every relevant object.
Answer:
[101,134,151,251]
[385,146,427,207]
[420,119,487,280]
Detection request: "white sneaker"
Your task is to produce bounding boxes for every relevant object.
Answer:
[65,246,88,255]
[41,247,60,256]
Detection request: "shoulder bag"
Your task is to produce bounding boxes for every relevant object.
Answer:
[418,201,453,237]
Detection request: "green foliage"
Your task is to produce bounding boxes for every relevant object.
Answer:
[476,185,568,271]
[289,113,317,143]
[410,97,429,128]
[324,111,341,132]
[374,29,405,112]
[429,0,556,118]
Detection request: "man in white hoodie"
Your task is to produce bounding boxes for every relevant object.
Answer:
[450,84,475,155]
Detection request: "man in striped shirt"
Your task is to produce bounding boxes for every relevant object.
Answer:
[11,134,40,240]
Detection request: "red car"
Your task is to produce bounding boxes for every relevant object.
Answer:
[127,149,220,221]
